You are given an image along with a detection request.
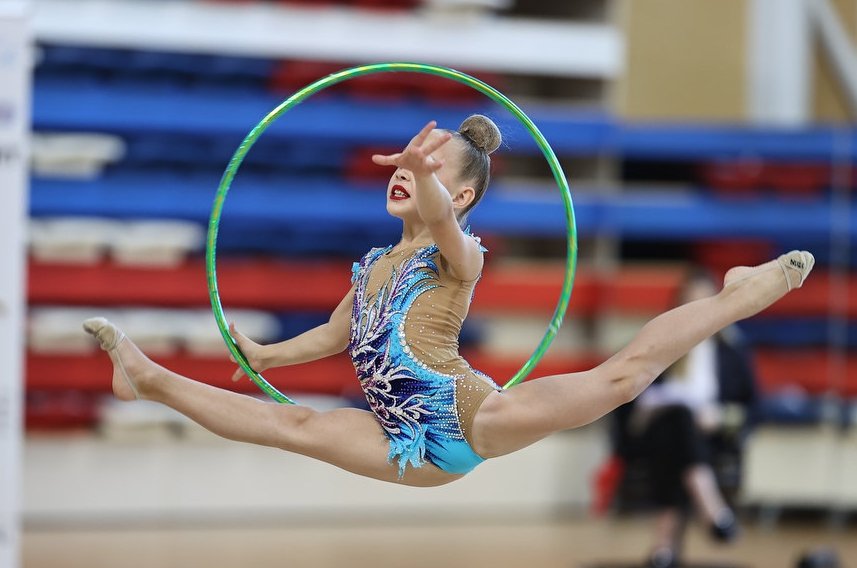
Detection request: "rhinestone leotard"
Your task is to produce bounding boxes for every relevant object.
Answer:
[349,238,500,477]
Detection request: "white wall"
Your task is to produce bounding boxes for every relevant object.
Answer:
[0,3,32,568]
[23,424,609,524]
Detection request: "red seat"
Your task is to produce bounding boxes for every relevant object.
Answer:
[26,391,99,430]
[269,60,346,95]
[694,240,774,274]
[761,163,829,196]
[344,146,402,181]
[346,72,420,101]
[418,71,504,104]
[700,160,764,195]
[755,349,857,396]
[348,0,419,10]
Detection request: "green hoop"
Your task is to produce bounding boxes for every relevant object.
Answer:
[207,62,578,405]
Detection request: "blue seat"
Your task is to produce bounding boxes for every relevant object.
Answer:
[39,45,276,83]
[30,169,857,247]
[33,74,857,161]
[756,392,826,425]
[33,43,857,161]
[740,319,857,349]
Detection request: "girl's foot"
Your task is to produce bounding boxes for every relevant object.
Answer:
[723,250,815,292]
[82,317,154,401]
[777,250,815,290]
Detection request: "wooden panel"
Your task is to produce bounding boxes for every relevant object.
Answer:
[617,0,748,121]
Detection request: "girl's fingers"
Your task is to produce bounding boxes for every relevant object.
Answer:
[229,328,242,350]
[231,367,244,382]
[411,120,437,147]
[421,131,452,156]
[229,321,242,342]
[230,322,254,350]
[372,153,399,166]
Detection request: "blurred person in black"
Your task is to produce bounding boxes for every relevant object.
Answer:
[610,269,759,568]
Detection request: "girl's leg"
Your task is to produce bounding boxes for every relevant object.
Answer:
[470,251,813,458]
[84,319,460,488]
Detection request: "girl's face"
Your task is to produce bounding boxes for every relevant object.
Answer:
[385,131,475,221]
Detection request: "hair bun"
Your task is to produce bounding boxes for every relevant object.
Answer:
[459,114,501,154]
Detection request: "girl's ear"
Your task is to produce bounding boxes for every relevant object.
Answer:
[453,186,476,210]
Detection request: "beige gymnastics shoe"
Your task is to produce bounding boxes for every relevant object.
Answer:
[776,250,815,291]
[724,250,815,292]
[83,317,140,400]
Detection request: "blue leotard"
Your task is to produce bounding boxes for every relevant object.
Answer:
[349,240,500,477]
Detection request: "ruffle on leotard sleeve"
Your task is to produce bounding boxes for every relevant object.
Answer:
[464,225,488,253]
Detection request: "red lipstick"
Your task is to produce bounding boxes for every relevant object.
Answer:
[390,184,410,201]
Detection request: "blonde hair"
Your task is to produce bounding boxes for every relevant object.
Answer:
[448,114,501,224]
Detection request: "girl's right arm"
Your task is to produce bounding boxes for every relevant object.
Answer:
[229,285,356,382]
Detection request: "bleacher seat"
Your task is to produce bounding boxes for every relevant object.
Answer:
[25,39,857,433]
[111,220,205,267]
[29,307,281,357]
[31,132,126,179]
[29,217,122,264]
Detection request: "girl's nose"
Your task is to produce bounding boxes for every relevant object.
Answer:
[395,169,410,181]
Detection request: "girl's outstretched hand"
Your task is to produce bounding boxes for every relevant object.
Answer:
[229,322,268,382]
[371,120,452,177]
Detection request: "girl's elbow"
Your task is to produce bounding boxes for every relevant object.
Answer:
[334,335,350,354]
[327,324,350,354]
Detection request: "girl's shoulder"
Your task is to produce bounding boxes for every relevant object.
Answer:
[436,229,487,282]
[464,228,488,254]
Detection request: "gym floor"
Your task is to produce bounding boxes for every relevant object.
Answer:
[23,515,856,567]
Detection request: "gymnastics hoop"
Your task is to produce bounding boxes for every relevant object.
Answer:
[207,62,578,405]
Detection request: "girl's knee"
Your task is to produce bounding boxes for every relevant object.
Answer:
[271,405,320,449]
[604,354,660,404]
[469,392,519,457]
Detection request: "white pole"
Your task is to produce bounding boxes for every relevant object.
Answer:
[810,0,857,117]
[0,2,31,568]
[748,0,812,125]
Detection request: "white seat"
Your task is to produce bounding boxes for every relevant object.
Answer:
[29,307,122,354]
[111,220,204,267]
[31,132,126,179]
[183,309,280,356]
[28,217,121,264]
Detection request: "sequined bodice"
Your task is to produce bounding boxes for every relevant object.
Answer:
[348,241,497,475]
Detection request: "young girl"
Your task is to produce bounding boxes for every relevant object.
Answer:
[83,115,814,488]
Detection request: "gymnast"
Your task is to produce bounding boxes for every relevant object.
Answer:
[84,115,814,487]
